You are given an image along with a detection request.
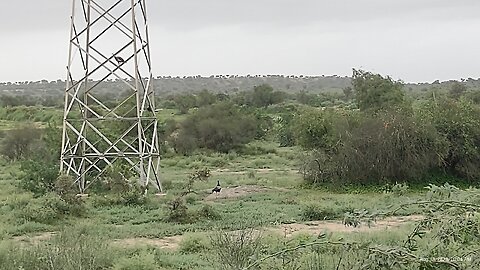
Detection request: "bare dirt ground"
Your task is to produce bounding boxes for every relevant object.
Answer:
[112,235,182,250]
[270,215,424,237]
[12,232,57,245]
[204,185,273,201]
[212,168,299,175]
[110,215,423,250]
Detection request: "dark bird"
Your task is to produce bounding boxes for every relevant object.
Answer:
[114,55,125,64]
[211,180,221,194]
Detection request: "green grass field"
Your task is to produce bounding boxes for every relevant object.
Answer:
[0,141,477,270]
[0,103,478,270]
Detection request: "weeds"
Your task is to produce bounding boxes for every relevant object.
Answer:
[210,227,263,270]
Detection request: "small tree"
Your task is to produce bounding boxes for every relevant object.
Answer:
[174,102,258,153]
[352,69,406,112]
[420,98,480,181]
[0,125,41,161]
[449,82,467,100]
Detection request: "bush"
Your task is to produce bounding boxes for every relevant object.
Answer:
[420,98,480,181]
[0,229,114,270]
[197,204,221,220]
[172,102,258,153]
[0,125,41,161]
[18,159,59,196]
[17,191,86,224]
[302,204,342,221]
[167,197,190,223]
[17,193,67,224]
[179,234,211,254]
[113,251,158,270]
[210,227,263,270]
[352,69,407,112]
[301,110,449,185]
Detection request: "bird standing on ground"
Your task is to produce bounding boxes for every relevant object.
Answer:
[114,55,125,64]
[212,180,221,193]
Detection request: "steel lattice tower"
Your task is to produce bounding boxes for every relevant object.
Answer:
[61,0,162,193]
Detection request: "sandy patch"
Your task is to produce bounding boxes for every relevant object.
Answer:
[12,232,57,244]
[112,235,182,250]
[271,215,424,236]
[204,185,272,200]
[212,168,298,175]
[110,215,423,251]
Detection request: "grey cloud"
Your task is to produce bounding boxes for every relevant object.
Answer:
[1,1,479,32]
[1,1,480,82]
[147,0,480,30]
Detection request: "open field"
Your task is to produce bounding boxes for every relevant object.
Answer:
[0,144,478,269]
[0,75,479,269]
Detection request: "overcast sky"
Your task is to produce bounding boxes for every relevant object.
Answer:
[1,0,479,83]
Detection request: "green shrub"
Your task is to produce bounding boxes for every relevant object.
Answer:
[167,197,190,223]
[391,183,409,196]
[161,179,173,190]
[185,193,198,204]
[302,204,342,221]
[121,185,148,206]
[17,193,69,224]
[0,228,114,270]
[210,227,263,270]
[18,159,59,196]
[0,125,41,161]
[172,102,258,153]
[197,204,221,220]
[179,234,210,254]
[113,251,158,270]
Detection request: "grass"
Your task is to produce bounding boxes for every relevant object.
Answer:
[0,107,478,269]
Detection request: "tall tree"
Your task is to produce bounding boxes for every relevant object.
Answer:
[352,69,405,112]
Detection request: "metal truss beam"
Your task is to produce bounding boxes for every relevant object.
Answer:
[61,0,161,193]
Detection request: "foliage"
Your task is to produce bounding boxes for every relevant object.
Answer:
[167,168,211,223]
[299,107,455,185]
[352,69,406,112]
[174,94,197,114]
[197,203,221,220]
[0,125,41,161]
[250,84,284,108]
[112,251,158,270]
[16,193,70,224]
[244,185,480,270]
[420,98,480,181]
[167,196,190,223]
[210,227,263,270]
[179,234,211,254]
[334,112,447,184]
[18,159,59,196]
[0,228,114,270]
[449,82,467,100]
[292,108,346,151]
[172,102,258,153]
[273,105,299,147]
[389,182,409,196]
[302,204,342,221]
[17,175,87,224]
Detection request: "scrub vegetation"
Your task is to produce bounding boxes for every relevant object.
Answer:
[0,71,479,269]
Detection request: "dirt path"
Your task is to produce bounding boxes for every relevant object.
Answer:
[111,215,423,250]
[271,215,424,236]
[212,168,299,175]
[11,215,422,251]
[112,235,183,250]
[12,232,57,245]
